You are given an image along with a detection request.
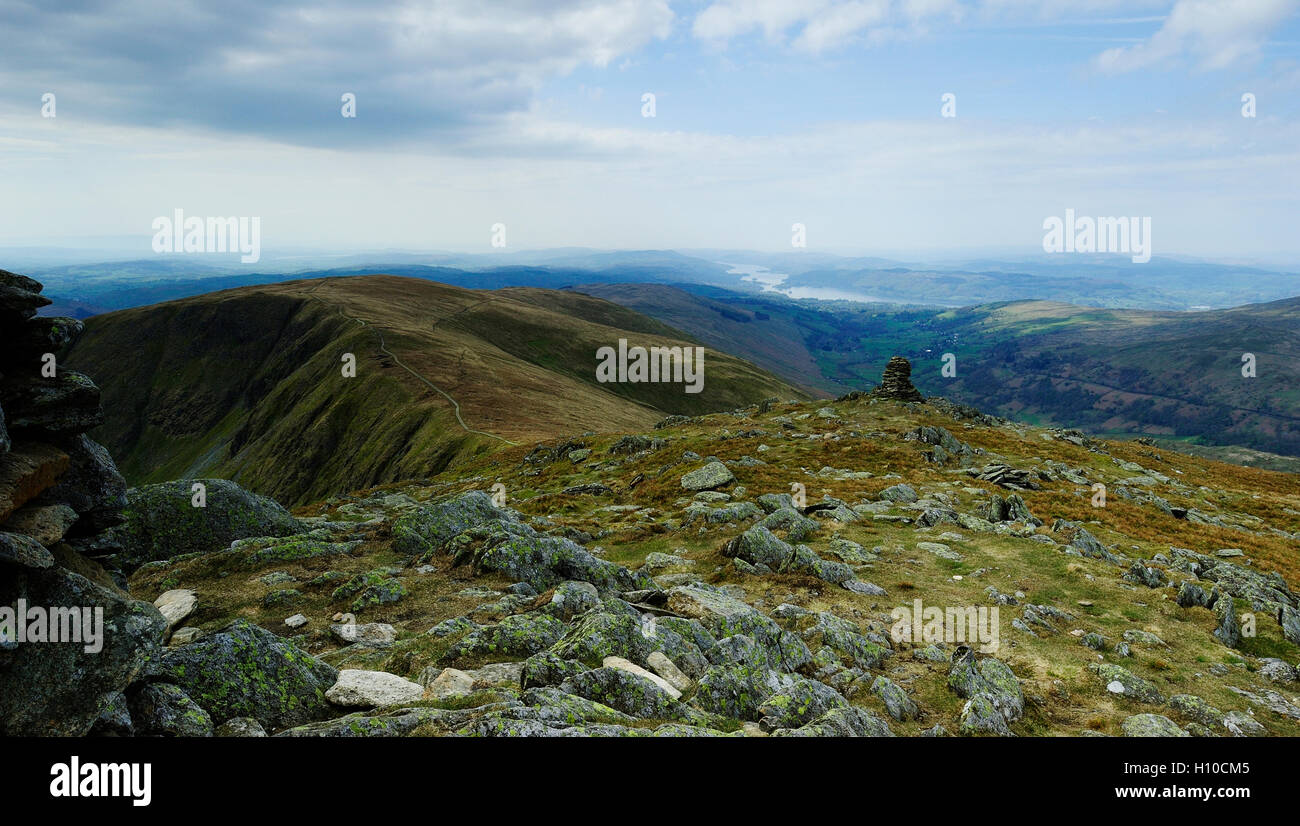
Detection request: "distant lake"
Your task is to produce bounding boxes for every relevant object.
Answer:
[722,263,892,304]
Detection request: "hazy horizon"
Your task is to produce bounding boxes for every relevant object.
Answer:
[3,1,1300,258]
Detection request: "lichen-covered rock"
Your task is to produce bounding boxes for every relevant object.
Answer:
[0,529,54,568]
[560,666,683,719]
[722,525,794,570]
[0,565,166,735]
[877,483,918,503]
[1223,710,1267,737]
[1176,581,1212,608]
[872,676,919,721]
[1278,605,1300,648]
[1213,591,1240,648]
[521,651,590,689]
[30,434,127,535]
[1090,663,1164,704]
[800,611,889,671]
[548,605,654,667]
[1068,528,1122,564]
[0,370,103,435]
[692,662,844,727]
[521,687,636,726]
[757,673,846,731]
[331,570,407,612]
[542,580,601,621]
[755,508,819,542]
[107,479,300,573]
[215,717,267,737]
[947,647,1024,733]
[680,461,735,491]
[1121,713,1188,737]
[127,682,213,737]
[390,490,504,557]
[771,705,895,737]
[959,694,1014,736]
[683,501,763,527]
[89,691,134,736]
[158,618,337,732]
[755,492,795,513]
[441,612,566,666]
[471,529,655,594]
[1202,561,1297,611]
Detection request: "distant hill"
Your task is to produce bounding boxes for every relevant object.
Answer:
[575,284,1300,458]
[65,275,807,505]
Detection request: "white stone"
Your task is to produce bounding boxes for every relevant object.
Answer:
[153,589,197,631]
[330,621,396,647]
[325,669,424,708]
[284,613,308,629]
[603,655,682,699]
[423,667,476,700]
[646,651,693,693]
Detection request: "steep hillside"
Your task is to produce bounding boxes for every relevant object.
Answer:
[65,275,806,506]
[577,284,1300,457]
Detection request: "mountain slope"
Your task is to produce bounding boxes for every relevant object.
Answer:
[575,284,1300,458]
[65,275,807,505]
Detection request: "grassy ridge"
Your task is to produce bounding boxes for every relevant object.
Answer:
[66,275,808,505]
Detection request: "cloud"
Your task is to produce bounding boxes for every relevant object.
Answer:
[692,0,962,51]
[1095,0,1299,72]
[0,0,674,147]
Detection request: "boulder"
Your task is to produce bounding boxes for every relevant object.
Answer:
[1121,713,1188,737]
[0,565,166,735]
[1,503,79,546]
[128,682,213,737]
[153,588,198,634]
[158,618,337,732]
[326,669,425,708]
[390,490,504,557]
[680,461,735,492]
[107,479,300,573]
[0,441,70,523]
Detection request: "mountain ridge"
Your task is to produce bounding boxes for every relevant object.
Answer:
[64,275,808,506]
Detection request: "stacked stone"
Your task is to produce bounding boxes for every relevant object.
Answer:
[870,356,925,403]
[0,269,165,735]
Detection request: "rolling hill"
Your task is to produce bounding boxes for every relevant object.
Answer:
[574,284,1300,459]
[64,275,807,505]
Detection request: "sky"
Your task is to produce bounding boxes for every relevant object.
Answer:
[1,0,1299,261]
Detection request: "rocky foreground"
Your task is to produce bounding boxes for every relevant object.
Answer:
[3,269,1300,737]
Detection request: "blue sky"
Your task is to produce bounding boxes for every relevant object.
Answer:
[1,0,1298,260]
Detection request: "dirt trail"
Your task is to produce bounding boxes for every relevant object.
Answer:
[303,279,518,446]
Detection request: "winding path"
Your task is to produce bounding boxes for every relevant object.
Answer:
[303,279,518,446]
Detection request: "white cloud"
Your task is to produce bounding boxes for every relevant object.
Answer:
[1096,0,1299,72]
[0,0,675,145]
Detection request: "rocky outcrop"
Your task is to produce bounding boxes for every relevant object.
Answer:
[0,270,169,736]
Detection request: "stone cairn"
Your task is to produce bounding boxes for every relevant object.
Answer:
[872,356,925,402]
[0,269,166,735]
[837,355,926,403]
